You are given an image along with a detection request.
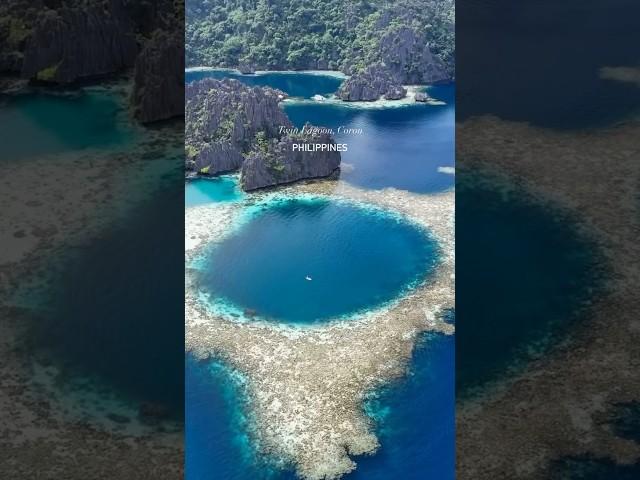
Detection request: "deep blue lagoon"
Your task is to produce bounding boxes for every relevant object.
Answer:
[456,171,602,395]
[185,69,343,98]
[0,89,135,160]
[199,198,439,323]
[185,70,454,193]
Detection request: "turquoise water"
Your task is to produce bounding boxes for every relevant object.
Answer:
[185,69,343,98]
[185,177,243,206]
[0,89,135,160]
[198,198,439,324]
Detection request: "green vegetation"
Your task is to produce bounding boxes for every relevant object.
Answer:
[186,0,454,75]
[215,111,236,141]
[186,144,199,158]
[36,62,61,82]
[254,131,270,154]
[5,18,30,45]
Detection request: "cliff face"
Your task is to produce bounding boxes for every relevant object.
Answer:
[378,26,450,84]
[186,78,341,190]
[20,1,138,84]
[338,25,450,101]
[131,31,184,124]
[337,63,406,102]
[186,78,290,175]
[241,131,341,191]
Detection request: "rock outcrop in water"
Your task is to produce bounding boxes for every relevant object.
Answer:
[415,91,431,103]
[337,64,406,102]
[338,26,450,101]
[186,78,341,190]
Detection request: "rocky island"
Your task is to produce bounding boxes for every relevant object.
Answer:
[338,26,451,102]
[185,78,341,191]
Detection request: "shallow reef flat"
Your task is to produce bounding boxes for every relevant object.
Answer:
[284,85,445,109]
[456,116,640,478]
[185,183,454,479]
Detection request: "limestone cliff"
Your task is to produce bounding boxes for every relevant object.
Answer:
[20,1,138,84]
[186,78,341,190]
[241,129,341,191]
[377,25,450,84]
[131,31,184,123]
[337,64,406,102]
[0,0,185,123]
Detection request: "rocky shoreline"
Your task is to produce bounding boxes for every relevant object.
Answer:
[185,181,454,479]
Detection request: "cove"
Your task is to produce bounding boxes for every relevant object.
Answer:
[186,176,244,207]
[456,171,602,395]
[0,89,135,161]
[284,86,454,193]
[198,197,439,324]
[185,69,343,98]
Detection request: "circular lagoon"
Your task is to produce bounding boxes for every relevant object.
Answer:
[199,198,439,324]
[456,171,602,395]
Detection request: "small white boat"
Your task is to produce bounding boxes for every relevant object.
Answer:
[305,275,313,281]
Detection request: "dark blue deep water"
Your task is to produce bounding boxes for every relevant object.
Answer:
[185,70,454,193]
[456,171,602,395]
[284,85,455,193]
[34,165,185,417]
[187,333,454,480]
[0,89,134,160]
[199,198,438,324]
[185,69,343,98]
[458,0,640,129]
